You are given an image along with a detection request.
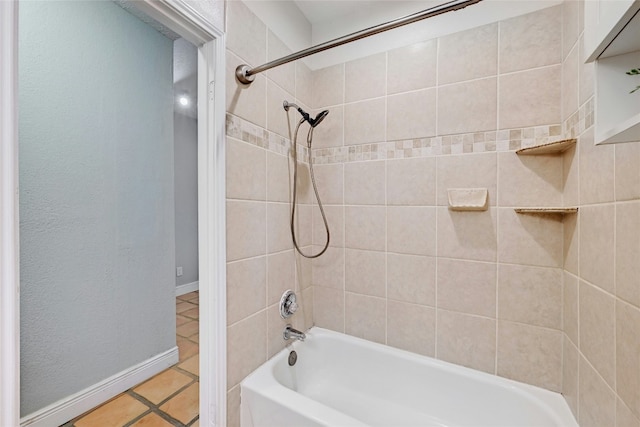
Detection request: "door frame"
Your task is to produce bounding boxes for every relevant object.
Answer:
[0,1,227,425]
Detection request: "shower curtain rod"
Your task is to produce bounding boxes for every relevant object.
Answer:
[235,0,482,85]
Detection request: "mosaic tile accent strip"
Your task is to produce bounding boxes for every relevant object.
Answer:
[563,97,595,140]
[226,113,309,162]
[310,124,563,164]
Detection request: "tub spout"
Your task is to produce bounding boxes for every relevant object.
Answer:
[283,325,306,342]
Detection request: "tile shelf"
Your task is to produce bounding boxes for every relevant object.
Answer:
[515,138,576,155]
[514,208,578,215]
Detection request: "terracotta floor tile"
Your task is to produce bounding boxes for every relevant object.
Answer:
[176,314,190,326]
[75,394,148,427]
[177,320,199,338]
[192,420,200,427]
[189,333,199,344]
[179,354,199,376]
[182,307,199,320]
[176,301,196,314]
[183,292,199,302]
[159,383,199,424]
[177,336,199,362]
[130,412,174,427]
[133,368,192,405]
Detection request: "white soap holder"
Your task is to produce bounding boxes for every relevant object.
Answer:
[447,188,488,211]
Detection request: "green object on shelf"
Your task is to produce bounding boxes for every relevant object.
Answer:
[627,68,640,94]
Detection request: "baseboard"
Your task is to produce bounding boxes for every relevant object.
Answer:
[20,346,179,427]
[176,280,199,296]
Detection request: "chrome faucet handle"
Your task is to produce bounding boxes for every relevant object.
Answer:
[280,290,298,319]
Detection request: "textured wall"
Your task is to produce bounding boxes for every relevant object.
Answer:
[560,1,640,426]
[174,112,199,287]
[309,4,566,394]
[19,1,175,416]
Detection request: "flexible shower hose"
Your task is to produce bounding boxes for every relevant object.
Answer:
[290,118,330,258]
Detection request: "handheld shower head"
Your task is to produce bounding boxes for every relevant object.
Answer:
[283,100,329,128]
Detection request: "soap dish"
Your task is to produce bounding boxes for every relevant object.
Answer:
[448,188,488,211]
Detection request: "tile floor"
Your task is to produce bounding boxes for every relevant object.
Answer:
[64,291,200,427]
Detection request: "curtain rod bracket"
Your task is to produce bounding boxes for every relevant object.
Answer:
[235,64,255,85]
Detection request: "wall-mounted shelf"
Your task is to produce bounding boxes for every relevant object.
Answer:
[514,208,578,215]
[515,139,576,155]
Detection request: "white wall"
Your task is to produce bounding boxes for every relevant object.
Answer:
[19,1,175,415]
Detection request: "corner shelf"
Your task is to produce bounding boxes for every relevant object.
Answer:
[515,139,576,155]
[514,208,578,215]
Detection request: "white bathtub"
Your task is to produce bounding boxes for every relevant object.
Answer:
[241,328,578,427]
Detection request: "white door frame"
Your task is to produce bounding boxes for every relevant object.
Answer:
[0,1,227,426]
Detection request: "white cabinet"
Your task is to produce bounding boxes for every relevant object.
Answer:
[584,0,640,145]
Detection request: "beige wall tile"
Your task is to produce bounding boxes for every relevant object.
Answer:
[438,78,497,135]
[226,1,266,68]
[301,286,314,330]
[437,258,496,318]
[564,272,579,346]
[616,300,640,420]
[437,310,496,374]
[227,257,266,324]
[616,201,640,307]
[563,337,579,418]
[579,128,615,205]
[562,0,580,59]
[499,5,562,74]
[580,281,616,388]
[345,206,386,251]
[387,253,436,306]
[579,355,616,427]
[294,161,313,205]
[562,45,579,121]
[344,161,385,205]
[387,89,436,141]
[387,157,436,206]
[618,398,640,427]
[497,321,562,392]
[267,250,295,305]
[563,143,580,208]
[296,61,313,109]
[313,285,344,332]
[345,249,386,298]
[227,310,267,388]
[387,207,436,256]
[344,98,386,145]
[563,211,579,275]
[497,152,563,207]
[615,142,640,202]
[227,386,241,427]
[312,163,344,205]
[387,300,435,356]
[226,51,267,128]
[436,153,497,206]
[292,203,312,248]
[267,202,292,253]
[499,66,561,129]
[497,208,563,267]
[226,200,266,262]
[311,246,344,289]
[438,23,498,85]
[266,31,294,96]
[579,36,595,105]
[226,137,266,201]
[345,53,386,103]
[498,264,562,329]
[437,207,497,262]
[580,205,615,294]
[311,106,343,149]
[387,40,437,95]
[313,205,344,248]
[267,81,293,138]
[345,292,386,344]
[267,152,290,203]
[312,64,344,108]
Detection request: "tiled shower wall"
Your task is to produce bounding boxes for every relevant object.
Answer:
[224,1,316,425]
[560,1,640,426]
[310,4,567,393]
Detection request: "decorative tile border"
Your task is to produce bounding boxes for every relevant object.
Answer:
[225,113,309,161]
[563,96,595,140]
[310,124,562,164]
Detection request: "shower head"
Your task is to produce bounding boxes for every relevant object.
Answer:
[283,100,329,128]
